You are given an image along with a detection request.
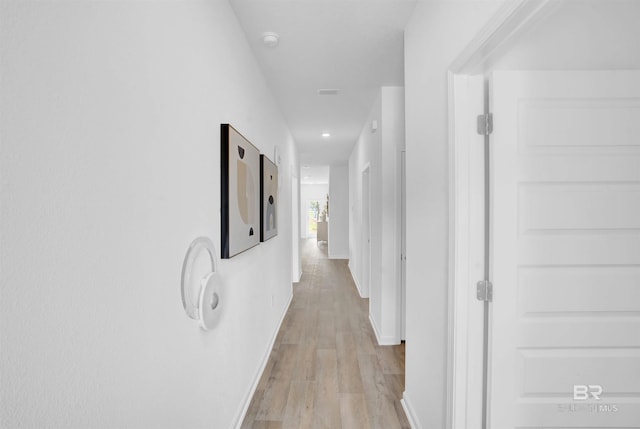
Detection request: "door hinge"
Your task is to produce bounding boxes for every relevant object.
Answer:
[476,280,493,302]
[477,113,493,136]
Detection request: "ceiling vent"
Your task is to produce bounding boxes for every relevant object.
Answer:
[317,89,340,96]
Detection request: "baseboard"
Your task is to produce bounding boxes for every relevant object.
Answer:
[328,253,349,260]
[369,314,400,346]
[401,392,422,429]
[233,291,293,429]
[348,263,366,298]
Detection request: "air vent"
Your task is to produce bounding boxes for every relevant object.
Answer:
[317,89,340,96]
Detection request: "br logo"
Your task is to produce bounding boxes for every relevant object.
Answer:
[573,385,603,400]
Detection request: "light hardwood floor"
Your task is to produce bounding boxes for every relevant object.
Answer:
[241,239,409,429]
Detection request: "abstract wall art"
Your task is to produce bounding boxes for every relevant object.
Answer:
[260,155,278,242]
[221,124,261,258]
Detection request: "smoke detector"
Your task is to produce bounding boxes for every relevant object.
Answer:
[262,32,280,48]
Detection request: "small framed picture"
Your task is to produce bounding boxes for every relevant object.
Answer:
[260,155,278,242]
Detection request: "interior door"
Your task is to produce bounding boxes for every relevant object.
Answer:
[401,151,407,340]
[488,70,640,428]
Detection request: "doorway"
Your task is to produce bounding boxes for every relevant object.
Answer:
[306,199,320,238]
[291,175,301,282]
[449,3,640,427]
[400,150,407,341]
[450,53,640,429]
[361,166,371,298]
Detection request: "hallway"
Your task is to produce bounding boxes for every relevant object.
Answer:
[242,239,409,429]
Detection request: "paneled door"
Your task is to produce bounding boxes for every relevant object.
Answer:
[488,71,640,428]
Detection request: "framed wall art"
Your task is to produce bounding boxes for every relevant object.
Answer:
[260,155,278,242]
[221,124,261,259]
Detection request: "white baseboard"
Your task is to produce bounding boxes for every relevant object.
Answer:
[328,253,349,260]
[348,263,366,298]
[401,392,422,429]
[233,291,293,429]
[369,314,400,346]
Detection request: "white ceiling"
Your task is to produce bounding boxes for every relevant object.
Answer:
[300,164,330,185]
[229,0,417,166]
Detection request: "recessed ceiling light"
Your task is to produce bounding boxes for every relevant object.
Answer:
[262,32,279,48]
[322,132,331,138]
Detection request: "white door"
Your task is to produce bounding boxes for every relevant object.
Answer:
[401,151,407,340]
[488,70,640,428]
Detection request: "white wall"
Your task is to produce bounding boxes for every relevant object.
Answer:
[348,87,404,345]
[300,183,329,238]
[328,164,349,259]
[403,2,503,428]
[349,91,381,299]
[491,0,640,71]
[379,87,405,344]
[0,2,297,428]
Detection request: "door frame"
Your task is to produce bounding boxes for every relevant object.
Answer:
[291,174,301,283]
[361,163,371,298]
[446,1,560,427]
[400,150,407,341]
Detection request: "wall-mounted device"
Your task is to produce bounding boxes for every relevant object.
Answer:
[274,146,283,191]
[180,237,221,330]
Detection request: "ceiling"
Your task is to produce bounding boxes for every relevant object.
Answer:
[300,164,330,185]
[229,0,417,168]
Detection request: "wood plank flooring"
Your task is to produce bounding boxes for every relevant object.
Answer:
[242,239,409,429]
